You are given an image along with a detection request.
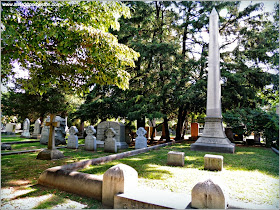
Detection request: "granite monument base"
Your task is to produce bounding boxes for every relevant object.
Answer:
[37,149,64,160]
[191,139,235,154]
[190,117,235,154]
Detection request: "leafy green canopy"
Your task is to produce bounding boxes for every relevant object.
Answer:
[1,1,139,94]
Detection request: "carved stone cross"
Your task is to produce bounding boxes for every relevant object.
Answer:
[45,114,60,149]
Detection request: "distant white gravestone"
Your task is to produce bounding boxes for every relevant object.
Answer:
[67,126,79,149]
[32,118,41,138]
[85,126,97,151]
[21,118,30,138]
[104,128,117,153]
[135,127,147,149]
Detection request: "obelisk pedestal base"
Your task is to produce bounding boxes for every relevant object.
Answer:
[190,117,235,154]
[190,138,235,153]
[37,149,64,160]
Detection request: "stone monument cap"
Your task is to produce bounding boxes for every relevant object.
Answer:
[136,127,147,137]
[69,126,78,135]
[86,126,96,135]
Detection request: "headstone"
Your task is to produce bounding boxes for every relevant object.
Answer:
[254,132,261,144]
[102,164,138,207]
[67,126,79,149]
[31,118,41,139]
[104,128,117,153]
[135,127,147,149]
[5,123,15,134]
[15,123,21,132]
[20,118,30,138]
[85,126,96,151]
[167,151,185,167]
[40,116,66,145]
[204,154,223,171]
[37,114,64,160]
[96,121,127,149]
[191,123,199,140]
[1,143,12,150]
[191,178,228,209]
[190,8,235,154]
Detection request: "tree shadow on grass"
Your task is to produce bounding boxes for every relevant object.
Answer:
[9,184,103,209]
[80,153,174,180]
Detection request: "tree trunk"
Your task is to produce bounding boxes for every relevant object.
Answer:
[137,117,145,129]
[163,117,170,142]
[175,106,183,140]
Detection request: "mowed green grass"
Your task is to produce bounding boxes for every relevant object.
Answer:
[79,143,279,207]
[1,136,279,208]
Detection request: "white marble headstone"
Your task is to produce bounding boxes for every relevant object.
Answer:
[85,126,97,151]
[33,118,41,135]
[21,118,30,138]
[67,126,79,149]
[104,128,117,153]
[135,127,147,149]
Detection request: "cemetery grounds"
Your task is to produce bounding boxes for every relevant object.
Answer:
[1,135,279,209]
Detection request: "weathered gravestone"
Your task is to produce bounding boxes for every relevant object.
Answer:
[5,123,15,135]
[37,114,64,160]
[67,126,79,149]
[135,127,147,149]
[20,118,30,138]
[40,116,66,145]
[104,128,117,153]
[191,178,228,209]
[31,118,41,139]
[96,121,127,149]
[85,126,96,151]
[1,143,12,150]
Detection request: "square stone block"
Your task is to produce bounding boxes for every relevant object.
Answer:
[204,154,223,171]
[167,151,185,167]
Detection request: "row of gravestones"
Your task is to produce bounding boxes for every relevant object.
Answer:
[4,116,149,151]
[67,125,148,153]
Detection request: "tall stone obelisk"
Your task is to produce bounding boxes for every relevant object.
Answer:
[191,8,235,153]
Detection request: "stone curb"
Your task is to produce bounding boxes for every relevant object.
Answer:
[271,147,279,155]
[1,145,85,156]
[3,140,40,144]
[37,141,180,200]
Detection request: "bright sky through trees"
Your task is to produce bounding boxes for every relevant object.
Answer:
[2,0,278,92]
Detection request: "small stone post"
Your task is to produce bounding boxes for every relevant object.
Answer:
[191,178,228,209]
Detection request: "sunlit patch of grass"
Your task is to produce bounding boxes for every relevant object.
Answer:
[33,195,66,209]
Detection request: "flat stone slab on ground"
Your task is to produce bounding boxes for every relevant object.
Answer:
[114,187,191,209]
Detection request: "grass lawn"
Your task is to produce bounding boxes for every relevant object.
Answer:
[1,136,279,209]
